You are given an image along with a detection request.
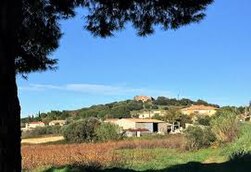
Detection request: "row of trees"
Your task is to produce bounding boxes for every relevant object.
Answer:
[153,97,220,108]
[22,117,122,142]
[22,126,62,139]
[76,100,144,119]
[21,111,70,124]
[22,97,220,123]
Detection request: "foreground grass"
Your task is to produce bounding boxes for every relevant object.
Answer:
[116,147,227,171]
[24,123,251,172]
[29,147,229,172]
[40,147,251,172]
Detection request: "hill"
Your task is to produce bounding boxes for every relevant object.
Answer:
[21,96,220,124]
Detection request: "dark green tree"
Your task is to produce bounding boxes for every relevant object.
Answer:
[0,0,213,170]
[63,117,100,142]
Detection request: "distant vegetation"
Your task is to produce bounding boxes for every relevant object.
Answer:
[22,126,62,139]
[22,122,251,171]
[21,103,251,171]
[62,118,122,143]
[21,96,222,124]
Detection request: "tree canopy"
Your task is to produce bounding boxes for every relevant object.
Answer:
[1,0,214,171]
[17,0,213,75]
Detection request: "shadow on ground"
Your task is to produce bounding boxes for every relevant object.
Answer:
[45,152,251,172]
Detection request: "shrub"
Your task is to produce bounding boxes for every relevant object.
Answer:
[211,110,240,144]
[196,115,211,126]
[95,123,121,142]
[222,123,251,157]
[62,117,100,142]
[185,126,215,150]
[22,126,62,138]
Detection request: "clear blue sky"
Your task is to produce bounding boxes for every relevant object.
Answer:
[18,0,251,117]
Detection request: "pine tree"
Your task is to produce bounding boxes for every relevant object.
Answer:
[0,0,213,171]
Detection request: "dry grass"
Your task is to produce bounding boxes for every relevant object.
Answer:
[117,135,185,150]
[22,135,184,170]
[21,136,64,144]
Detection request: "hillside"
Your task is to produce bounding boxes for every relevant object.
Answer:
[21,96,220,124]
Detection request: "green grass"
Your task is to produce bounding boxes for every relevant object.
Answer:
[117,148,225,171]
[38,148,227,172]
[220,122,251,157]
[33,123,251,172]
[36,146,251,172]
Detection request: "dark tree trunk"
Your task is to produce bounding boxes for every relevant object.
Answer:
[0,0,22,171]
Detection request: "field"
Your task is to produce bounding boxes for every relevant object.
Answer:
[22,135,184,170]
[22,123,251,172]
[22,134,242,172]
[22,136,64,144]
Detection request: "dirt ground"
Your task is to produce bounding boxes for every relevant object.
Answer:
[21,136,64,144]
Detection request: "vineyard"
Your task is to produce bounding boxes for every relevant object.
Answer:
[22,135,184,170]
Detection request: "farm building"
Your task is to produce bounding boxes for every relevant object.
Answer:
[49,120,66,126]
[104,118,169,134]
[181,105,218,116]
[25,121,45,130]
[134,95,154,102]
[124,128,150,137]
[135,110,166,119]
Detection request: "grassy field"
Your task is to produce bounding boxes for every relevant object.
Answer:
[25,146,246,172]
[22,135,236,172]
[22,124,251,172]
[29,147,251,172]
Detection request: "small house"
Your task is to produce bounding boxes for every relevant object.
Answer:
[49,120,66,126]
[134,95,154,102]
[105,118,169,134]
[181,105,218,116]
[137,110,166,119]
[25,121,45,130]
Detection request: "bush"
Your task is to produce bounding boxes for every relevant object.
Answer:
[22,126,62,138]
[62,117,100,142]
[154,109,192,128]
[222,123,251,157]
[196,115,211,126]
[185,126,215,150]
[211,110,240,144]
[95,123,121,142]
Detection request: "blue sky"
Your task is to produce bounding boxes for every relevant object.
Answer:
[18,0,251,117]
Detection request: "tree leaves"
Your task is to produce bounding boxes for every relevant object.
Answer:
[16,0,213,74]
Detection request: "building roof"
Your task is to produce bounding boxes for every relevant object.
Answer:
[181,105,218,111]
[121,118,165,123]
[134,95,154,102]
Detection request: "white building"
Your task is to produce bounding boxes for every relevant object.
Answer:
[136,110,166,119]
[104,118,168,133]
[25,121,45,130]
[49,120,66,126]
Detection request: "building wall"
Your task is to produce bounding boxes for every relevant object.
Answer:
[25,123,45,129]
[158,123,169,133]
[115,119,136,130]
[138,112,152,118]
[182,109,217,116]
[135,123,154,132]
[134,96,153,102]
[49,121,66,126]
[138,110,165,119]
